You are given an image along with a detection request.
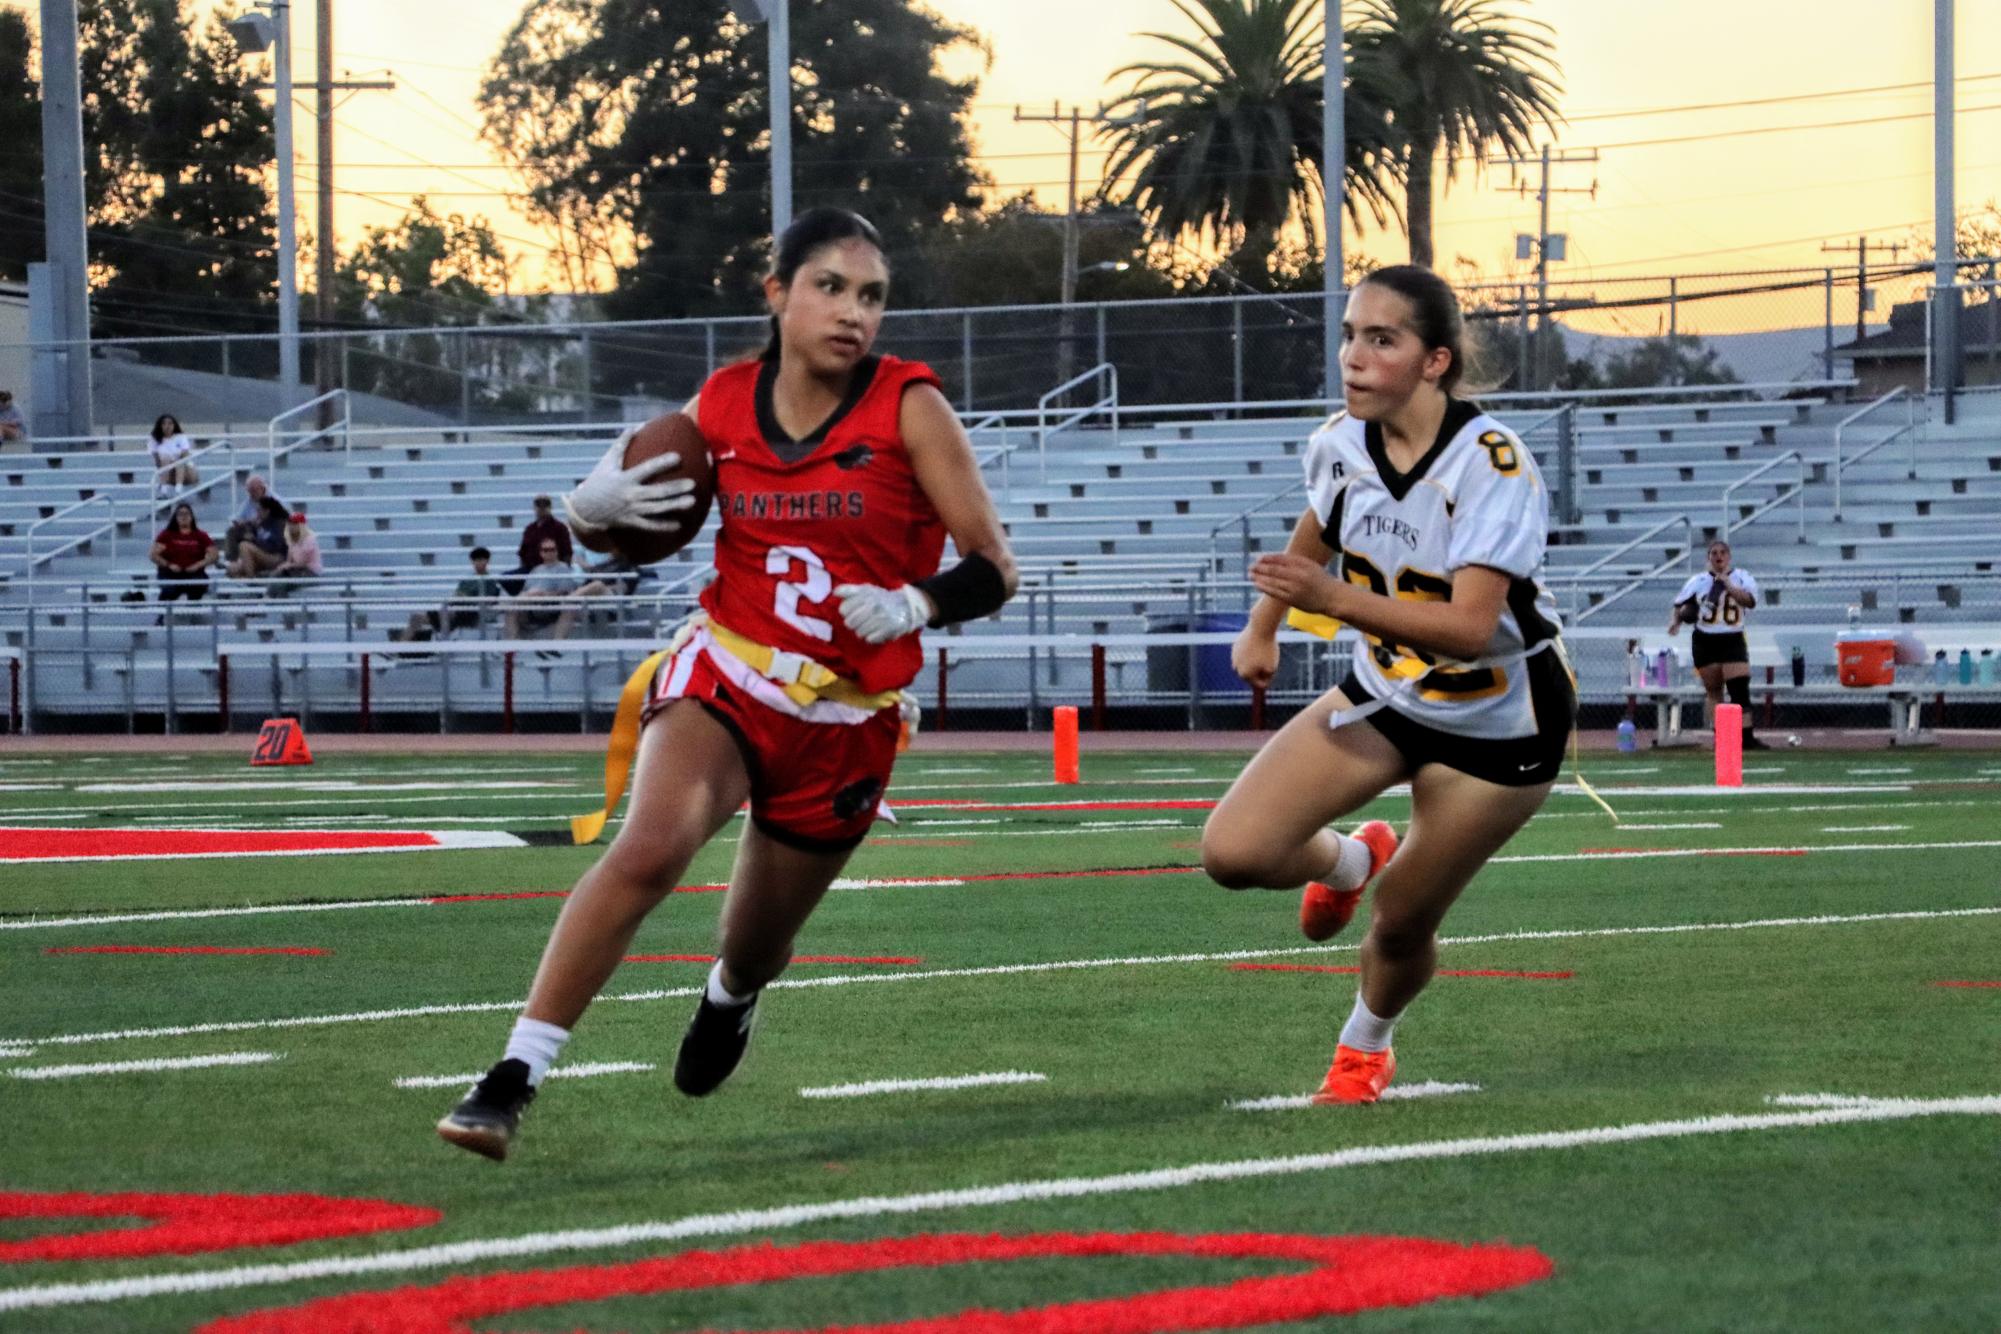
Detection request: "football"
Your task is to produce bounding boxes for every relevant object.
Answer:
[1675,598,1701,624]
[607,411,715,565]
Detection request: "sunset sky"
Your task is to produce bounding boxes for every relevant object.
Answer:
[171,0,2001,305]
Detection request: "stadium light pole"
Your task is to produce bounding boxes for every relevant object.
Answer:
[735,0,793,239]
[1322,0,1346,406]
[1933,0,1956,405]
[227,1,301,409]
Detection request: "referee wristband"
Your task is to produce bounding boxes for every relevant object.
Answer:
[917,552,1009,628]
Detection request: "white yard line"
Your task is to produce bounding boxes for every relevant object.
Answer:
[8,905,1999,1053]
[0,898,435,932]
[1846,767,1914,775]
[799,1071,1048,1099]
[393,1061,655,1090]
[0,830,527,865]
[1613,823,1722,831]
[1231,1081,1481,1111]
[1820,825,1911,833]
[5,1051,279,1081]
[3,1093,1995,1314]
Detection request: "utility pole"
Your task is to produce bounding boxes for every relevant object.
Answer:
[1016,102,1142,386]
[1934,0,1957,406]
[1322,0,1345,404]
[34,0,93,441]
[1820,237,1904,341]
[315,0,334,399]
[1496,144,1597,389]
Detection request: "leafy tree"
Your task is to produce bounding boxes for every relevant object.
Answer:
[901,195,1168,308]
[87,4,278,343]
[1600,332,1737,390]
[1097,0,1398,285]
[335,198,520,409]
[1347,0,1560,268]
[0,7,40,281]
[480,0,988,321]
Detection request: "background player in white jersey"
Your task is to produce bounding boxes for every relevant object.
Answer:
[1201,265,1576,1105]
[1668,539,1766,749]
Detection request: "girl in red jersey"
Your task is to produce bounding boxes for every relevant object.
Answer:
[439,209,1018,1161]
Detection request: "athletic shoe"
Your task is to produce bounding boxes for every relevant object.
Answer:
[435,1058,536,1161]
[1310,1044,1397,1105]
[673,992,758,1097]
[1742,735,1772,750]
[1299,820,1399,942]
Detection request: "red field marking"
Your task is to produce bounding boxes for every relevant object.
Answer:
[1932,980,2001,989]
[198,1230,1553,1334]
[1231,963,1574,980]
[42,946,330,958]
[890,798,1220,812]
[623,954,923,966]
[0,828,482,863]
[0,1191,439,1264]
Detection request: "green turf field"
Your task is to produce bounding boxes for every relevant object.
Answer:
[2,745,1999,1331]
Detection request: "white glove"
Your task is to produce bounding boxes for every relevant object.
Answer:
[560,427,699,536]
[833,582,933,644]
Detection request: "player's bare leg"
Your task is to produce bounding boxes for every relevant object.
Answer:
[1202,687,1410,892]
[437,703,749,1159]
[674,820,854,1096]
[521,702,751,1029]
[1696,662,1724,713]
[1316,763,1549,1104]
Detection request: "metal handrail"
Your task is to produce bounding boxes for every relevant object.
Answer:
[1720,450,1808,543]
[1831,386,1920,521]
[266,389,351,473]
[967,412,1026,499]
[22,495,117,605]
[1206,479,1308,605]
[1562,513,1696,622]
[1035,363,1118,478]
[149,439,240,528]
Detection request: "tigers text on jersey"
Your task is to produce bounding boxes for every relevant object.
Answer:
[697,354,948,701]
[1675,569,1758,634]
[1304,399,1565,740]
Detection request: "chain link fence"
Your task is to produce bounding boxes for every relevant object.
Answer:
[19,260,2001,434]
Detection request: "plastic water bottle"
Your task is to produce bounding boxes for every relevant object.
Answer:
[1982,650,1997,686]
[1846,606,1862,633]
[1656,649,1673,688]
[1626,644,1645,689]
[1932,651,1951,686]
[1616,719,1637,752]
[1959,649,1975,685]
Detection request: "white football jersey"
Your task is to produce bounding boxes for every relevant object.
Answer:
[1304,401,1567,740]
[1675,569,1758,635]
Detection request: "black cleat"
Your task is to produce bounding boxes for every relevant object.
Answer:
[436,1058,536,1161]
[673,993,758,1097]
[1742,735,1772,750]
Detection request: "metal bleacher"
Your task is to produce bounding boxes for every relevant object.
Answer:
[2,378,1997,728]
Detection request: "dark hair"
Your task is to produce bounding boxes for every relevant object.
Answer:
[1355,264,1475,396]
[761,207,886,361]
[259,495,289,522]
[469,546,491,561]
[151,414,181,441]
[170,502,196,528]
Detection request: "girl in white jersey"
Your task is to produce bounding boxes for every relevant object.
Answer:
[1202,265,1576,1105]
[1668,538,1766,749]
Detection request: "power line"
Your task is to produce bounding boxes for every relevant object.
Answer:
[1564,69,2001,122]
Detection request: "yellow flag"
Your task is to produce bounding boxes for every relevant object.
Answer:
[1284,608,1344,640]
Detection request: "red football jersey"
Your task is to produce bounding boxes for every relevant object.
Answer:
[697,354,948,696]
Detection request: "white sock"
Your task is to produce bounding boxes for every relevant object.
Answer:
[1323,832,1374,891]
[1338,992,1398,1052]
[503,1017,570,1086]
[705,960,756,1008]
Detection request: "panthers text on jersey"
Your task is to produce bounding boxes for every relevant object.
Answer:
[697,354,948,700]
[1675,569,1759,635]
[1304,398,1567,740]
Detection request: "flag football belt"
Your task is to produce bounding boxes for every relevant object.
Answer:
[1285,608,1617,823]
[571,615,900,845]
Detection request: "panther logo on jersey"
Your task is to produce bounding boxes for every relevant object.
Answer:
[832,444,874,471]
[832,775,883,821]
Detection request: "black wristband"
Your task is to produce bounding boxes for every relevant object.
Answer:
[917,552,1009,627]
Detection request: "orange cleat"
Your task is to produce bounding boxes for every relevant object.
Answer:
[1310,1044,1397,1105]
[1299,820,1399,942]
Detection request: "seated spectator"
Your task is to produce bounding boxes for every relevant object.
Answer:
[227,495,290,578]
[501,494,573,595]
[503,537,582,641]
[394,546,503,642]
[223,476,281,561]
[148,415,198,496]
[149,502,218,602]
[270,512,323,585]
[0,390,25,447]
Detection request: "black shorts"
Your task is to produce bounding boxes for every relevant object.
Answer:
[1691,632,1749,670]
[1340,654,1576,788]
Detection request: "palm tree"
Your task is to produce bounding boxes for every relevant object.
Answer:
[1347,0,1561,268]
[1098,0,1398,282]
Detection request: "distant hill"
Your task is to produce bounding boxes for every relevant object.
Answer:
[1556,322,1888,387]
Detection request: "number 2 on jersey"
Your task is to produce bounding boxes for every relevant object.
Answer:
[767,544,834,641]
